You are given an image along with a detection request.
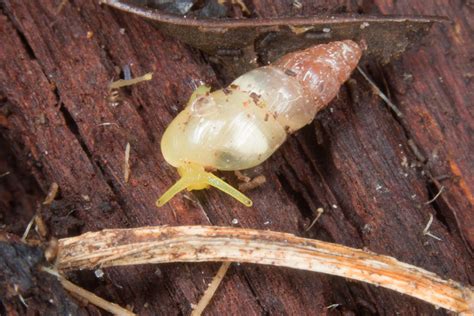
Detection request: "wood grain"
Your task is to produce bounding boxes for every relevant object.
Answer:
[0,0,472,314]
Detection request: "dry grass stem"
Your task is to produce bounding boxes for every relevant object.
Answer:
[425,186,445,204]
[109,72,153,90]
[192,262,231,316]
[42,267,136,316]
[423,214,442,241]
[56,225,474,315]
[21,215,36,241]
[305,207,324,231]
[54,0,69,15]
[97,122,119,127]
[357,66,404,118]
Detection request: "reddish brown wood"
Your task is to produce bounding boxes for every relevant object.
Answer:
[0,0,472,315]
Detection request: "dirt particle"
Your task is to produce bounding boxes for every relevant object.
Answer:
[249,92,260,104]
[285,69,297,77]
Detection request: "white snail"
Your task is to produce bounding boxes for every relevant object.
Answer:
[157,40,362,207]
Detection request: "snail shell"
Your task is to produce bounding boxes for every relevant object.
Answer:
[158,40,362,207]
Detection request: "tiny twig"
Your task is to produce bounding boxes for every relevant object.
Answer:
[326,303,341,310]
[21,215,36,241]
[234,170,251,182]
[305,207,324,231]
[18,294,28,308]
[425,186,445,205]
[407,139,427,163]
[192,262,231,316]
[41,267,136,316]
[56,225,474,314]
[97,122,119,127]
[423,214,442,241]
[0,171,10,178]
[238,175,266,192]
[357,66,404,118]
[54,0,69,15]
[109,73,153,90]
[124,142,131,183]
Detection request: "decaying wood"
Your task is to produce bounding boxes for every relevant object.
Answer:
[55,225,474,315]
[0,234,87,315]
[1,0,472,315]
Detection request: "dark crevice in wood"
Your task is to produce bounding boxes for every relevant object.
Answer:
[198,49,228,87]
[289,132,367,241]
[93,158,133,226]
[240,268,267,314]
[0,300,6,316]
[0,134,43,236]
[160,268,192,315]
[133,101,157,144]
[58,105,94,161]
[425,181,451,232]
[0,7,36,61]
[275,170,314,221]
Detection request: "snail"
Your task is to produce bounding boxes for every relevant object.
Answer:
[157,40,362,207]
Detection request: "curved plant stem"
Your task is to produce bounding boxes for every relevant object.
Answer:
[56,225,474,315]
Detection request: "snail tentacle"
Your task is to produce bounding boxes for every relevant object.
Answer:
[156,163,252,207]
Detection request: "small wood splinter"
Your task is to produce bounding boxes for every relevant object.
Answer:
[43,182,59,205]
[109,72,153,90]
[238,175,266,192]
[124,142,131,183]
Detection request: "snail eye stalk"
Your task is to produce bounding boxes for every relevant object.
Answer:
[156,163,253,207]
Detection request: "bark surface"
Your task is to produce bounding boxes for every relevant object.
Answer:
[0,0,472,315]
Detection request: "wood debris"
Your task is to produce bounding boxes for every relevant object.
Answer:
[124,142,131,183]
[34,214,48,238]
[43,182,59,205]
[238,175,266,192]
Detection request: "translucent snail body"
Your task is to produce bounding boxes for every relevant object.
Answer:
[158,40,362,207]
